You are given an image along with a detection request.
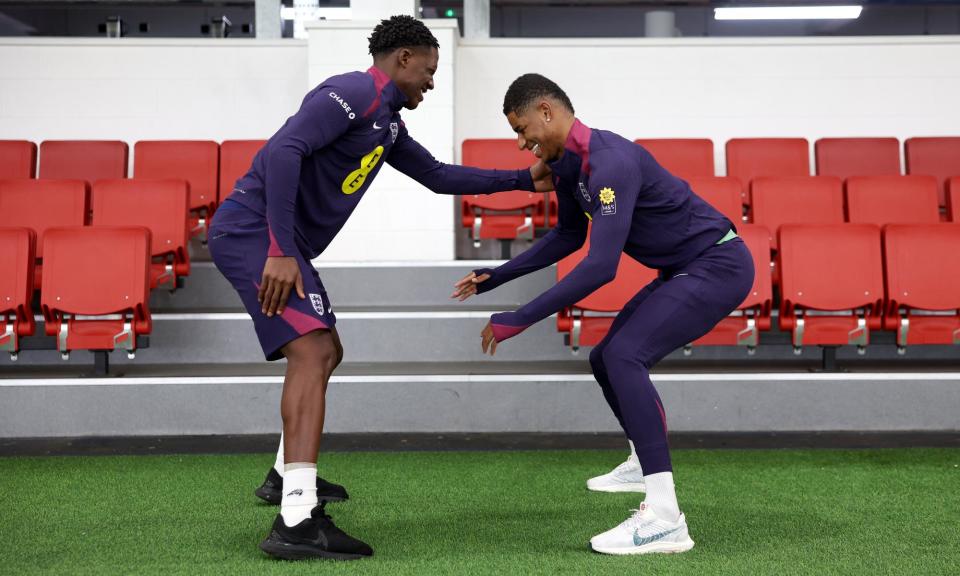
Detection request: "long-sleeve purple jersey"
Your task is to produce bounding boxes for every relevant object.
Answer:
[227,66,535,259]
[479,119,734,342]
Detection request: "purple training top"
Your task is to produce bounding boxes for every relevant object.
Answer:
[477,119,733,342]
[226,66,535,259]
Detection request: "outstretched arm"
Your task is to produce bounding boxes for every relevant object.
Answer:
[484,155,640,348]
[387,125,541,194]
[452,188,588,300]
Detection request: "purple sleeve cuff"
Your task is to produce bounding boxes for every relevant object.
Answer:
[490,312,531,342]
[516,168,535,192]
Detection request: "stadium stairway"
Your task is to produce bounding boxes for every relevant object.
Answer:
[1,256,959,438]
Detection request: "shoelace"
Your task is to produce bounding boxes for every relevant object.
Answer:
[612,458,638,478]
[311,504,348,536]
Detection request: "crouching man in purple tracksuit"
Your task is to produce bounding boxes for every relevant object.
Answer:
[453,73,754,556]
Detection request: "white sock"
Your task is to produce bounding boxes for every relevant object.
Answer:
[273,432,285,476]
[628,440,639,463]
[643,471,680,523]
[280,464,317,527]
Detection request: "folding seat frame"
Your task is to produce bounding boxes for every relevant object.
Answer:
[461,139,548,257]
[634,139,715,179]
[219,140,266,200]
[814,137,900,180]
[778,224,884,355]
[845,175,940,226]
[726,138,810,206]
[687,176,745,224]
[0,227,36,360]
[39,140,128,182]
[0,179,89,289]
[40,226,152,360]
[883,224,960,352]
[904,137,960,209]
[134,140,219,241]
[93,179,191,291]
[0,140,37,179]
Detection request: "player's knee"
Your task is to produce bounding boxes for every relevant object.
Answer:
[601,340,651,373]
[285,334,338,378]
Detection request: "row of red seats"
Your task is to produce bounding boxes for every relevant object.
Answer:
[0,226,151,360]
[0,139,265,238]
[0,179,191,292]
[460,137,960,246]
[693,174,960,239]
[557,223,960,354]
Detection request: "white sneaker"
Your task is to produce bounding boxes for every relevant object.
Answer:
[590,502,695,555]
[586,455,646,493]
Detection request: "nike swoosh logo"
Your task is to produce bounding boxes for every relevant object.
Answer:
[373,121,383,130]
[633,526,680,547]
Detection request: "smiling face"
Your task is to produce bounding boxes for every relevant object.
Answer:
[506,100,566,163]
[392,46,438,110]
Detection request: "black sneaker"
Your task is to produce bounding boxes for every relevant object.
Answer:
[254,467,349,505]
[259,503,373,560]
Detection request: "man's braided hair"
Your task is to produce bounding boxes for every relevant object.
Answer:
[368,15,439,56]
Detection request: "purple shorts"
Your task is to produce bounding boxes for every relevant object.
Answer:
[208,201,336,361]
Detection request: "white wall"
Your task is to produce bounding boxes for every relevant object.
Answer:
[3,34,959,262]
[0,38,307,144]
[456,36,960,174]
[305,19,459,262]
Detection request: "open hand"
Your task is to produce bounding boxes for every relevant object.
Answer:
[258,256,304,317]
[452,271,491,301]
[481,321,498,356]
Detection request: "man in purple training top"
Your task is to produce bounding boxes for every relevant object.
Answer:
[209,17,548,561]
[453,74,754,555]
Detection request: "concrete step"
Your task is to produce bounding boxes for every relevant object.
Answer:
[2,371,958,437]
[149,261,556,312]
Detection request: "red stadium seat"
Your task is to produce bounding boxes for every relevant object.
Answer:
[845,175,940,226]
[778,224,884,352]
[726,138,810,205]
[556,229,659,350]
[751,176,844,249]
[0,140,37,179]
[39,140,128,183]
[461,139,550,248]
[0,227,36,360]
[634,139,714,179]
[93,179,190,291]
[219,140,265,200]
[134,140,219,239]
[687,176,744,224]
[904,137,960,209]
[883,224,960,349]
[40,226,151,359]
[0,179,89,288]
[948,177,960,222]
[814,138,901,180]
[691,225,773,351]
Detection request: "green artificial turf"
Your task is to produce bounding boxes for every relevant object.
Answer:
[0,448,957,575]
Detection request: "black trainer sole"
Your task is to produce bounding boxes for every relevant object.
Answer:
[254,486,346,505]
[259,539,369,561]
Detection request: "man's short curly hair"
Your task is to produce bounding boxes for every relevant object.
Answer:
[368,15,439,56]
[502,73,575,116]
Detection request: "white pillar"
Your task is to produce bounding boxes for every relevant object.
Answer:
[464,0,490,39]
[351,0,418,21]
[644,10,677,38]
[255,0,281,39]
[304,19,460,261]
